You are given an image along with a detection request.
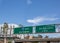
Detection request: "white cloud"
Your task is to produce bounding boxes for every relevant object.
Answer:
[27,17,59,24]
[27,0,32,5]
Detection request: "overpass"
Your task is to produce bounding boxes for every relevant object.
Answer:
[0,35,60,43]
[15,38,60,43]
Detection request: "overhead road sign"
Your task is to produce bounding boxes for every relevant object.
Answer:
[36,24,55,33]
[14,24,60,34]
[14,26,33,34]
[23,26,33,34]
[14,27,23,34]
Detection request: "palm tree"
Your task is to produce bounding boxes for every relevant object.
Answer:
[3,22,8,34]
[19,24,23,27]
[3,22,8,43]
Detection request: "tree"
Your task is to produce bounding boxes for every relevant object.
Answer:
[19,24,23,27]
[3,22,8,34]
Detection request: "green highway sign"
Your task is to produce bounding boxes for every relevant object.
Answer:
[23,27,33,34]
[36,24,55,33]
[14,27,23,34]
[13,24,58,34]
[14,26,33,34]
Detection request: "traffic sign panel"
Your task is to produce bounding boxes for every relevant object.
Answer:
[14,26,33,34]
[36,24,55,33]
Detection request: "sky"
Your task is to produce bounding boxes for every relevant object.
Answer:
[0,0,60,26]
[0,0,60,38]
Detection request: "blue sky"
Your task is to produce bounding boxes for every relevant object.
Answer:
[0,0,60,26]
[0,0,60,38]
